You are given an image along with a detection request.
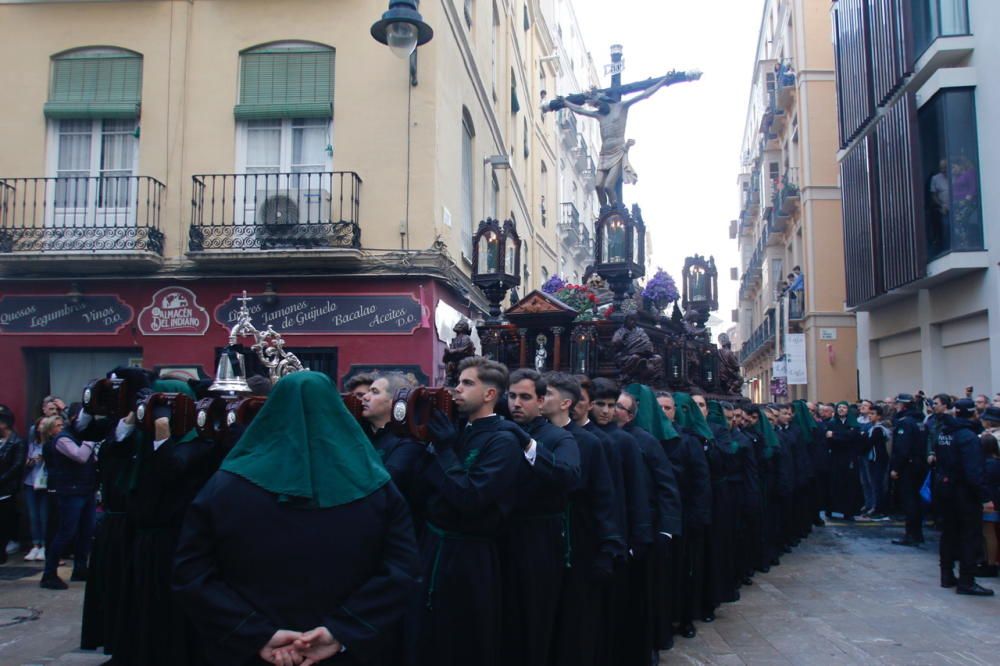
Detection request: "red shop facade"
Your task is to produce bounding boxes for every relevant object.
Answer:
[0,275,471,428]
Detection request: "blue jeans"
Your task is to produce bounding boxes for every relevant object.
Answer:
[44,492,96,578]
[861,457,888,515]
[23,486,48,546]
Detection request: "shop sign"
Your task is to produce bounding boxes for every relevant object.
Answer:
[215,293,425,335]
[138,287,210,336]
[0,295,132,335]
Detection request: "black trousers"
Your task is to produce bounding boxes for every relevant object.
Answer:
[0,496,17,553]
[901,465,928,541]
[938,484,982,583]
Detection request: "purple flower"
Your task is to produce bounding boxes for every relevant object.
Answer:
[542,274,567,294]
[642,268,679,305]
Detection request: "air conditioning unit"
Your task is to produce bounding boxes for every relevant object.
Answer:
[256,189,332,225]
[255,188,332,248]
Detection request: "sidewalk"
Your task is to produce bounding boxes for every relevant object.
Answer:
[0,558,106,666]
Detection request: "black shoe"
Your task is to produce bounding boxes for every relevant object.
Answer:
[661,635,674,651]
[782,546,792,554]
[941,571,958,588]
[791,539,801,547]
[71,568,88,582]
[770,558,781,566]
[757,565,770,574]
[702,613,715,623]
[679,623,696,639]
[974,564,999,578]
[40,575,68,590]
[956,582,995,596]
[742,576,753,586]
[892,538,920,547]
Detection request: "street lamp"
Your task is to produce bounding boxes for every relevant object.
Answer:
[471,218,522,321]
[371,0,434,59]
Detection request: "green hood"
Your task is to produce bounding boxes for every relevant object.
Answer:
[221,371,390,508]
[673,392,714,441]
[754,406,782,459]
[792,399,817,436]
[625,384,679,441]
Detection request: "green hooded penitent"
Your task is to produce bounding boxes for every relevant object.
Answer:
[625,383,679,441]
[754,406,782,459]
[792,399,817,436]
[836,400,860,428]
[707,400,739,453]
[221,371,389,509]
[673,392,714,441]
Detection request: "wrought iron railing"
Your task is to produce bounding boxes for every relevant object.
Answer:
[0,176,165,255]
[188,171,361,252]
[788,286,805,321]
[739,309,776,363]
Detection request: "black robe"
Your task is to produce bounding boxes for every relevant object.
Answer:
[500,417,580,666]
[115,431,220,666]
[411,415,522,666]
[825,417,863,517]
[552,421,621,666]
[733,428,764,576]
[701,428,739,615]
[173,472,419,665]
[624,422,683,655]
[370,426,427,537]
[670,430,712,626]
[81,427,135,654]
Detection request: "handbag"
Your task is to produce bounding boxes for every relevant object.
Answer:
[919,470,932,506]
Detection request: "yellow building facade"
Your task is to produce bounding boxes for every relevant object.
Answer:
[733,0,857,403]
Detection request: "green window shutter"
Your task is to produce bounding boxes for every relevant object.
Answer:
[44,53,142,119]
[235,49,335,120]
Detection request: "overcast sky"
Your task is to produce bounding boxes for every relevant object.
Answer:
[572,0,766,336]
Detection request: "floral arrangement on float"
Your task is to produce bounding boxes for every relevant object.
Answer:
[641,268,679,312]
[541,274,607,321]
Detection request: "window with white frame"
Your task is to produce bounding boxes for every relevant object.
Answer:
[52,118,137,211]
[461,108,476,261]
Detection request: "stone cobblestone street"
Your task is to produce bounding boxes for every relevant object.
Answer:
[0,520,996,665]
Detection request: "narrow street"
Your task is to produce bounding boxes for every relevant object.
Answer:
[0,519,996,665]
[666,520,999,665]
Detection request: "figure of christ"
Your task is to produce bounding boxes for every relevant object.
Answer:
[560,75,675,209]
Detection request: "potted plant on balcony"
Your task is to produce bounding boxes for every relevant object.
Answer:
[641,268,679,314]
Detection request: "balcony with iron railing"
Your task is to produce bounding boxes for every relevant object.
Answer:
[558,109,578,148]
[559,202,581,247]
[0,175,165,272]
[188,171,361,265]
[787,285,804,321]
[739,309,776,364]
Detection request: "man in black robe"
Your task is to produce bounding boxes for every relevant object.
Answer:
[825,402,862,520]
[174,371,420,665]
[414,357,524,666]
[501,369,581,666]
[545,373,621,666]
[573,376,630,665]
[732,403,764,583]
[663,392,712,639]
[620,385,684,658]
[116,379,220,665]
[362,372,426,531]
[590,378,653,666]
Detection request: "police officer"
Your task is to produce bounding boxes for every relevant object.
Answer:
[889,393,927,547]
[930,399,995,596]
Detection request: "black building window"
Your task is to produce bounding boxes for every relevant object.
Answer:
[912,0,970,61]
[918,87,982,258]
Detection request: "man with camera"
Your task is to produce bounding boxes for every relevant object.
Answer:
[416,357,526,666]
[501,368,580,666]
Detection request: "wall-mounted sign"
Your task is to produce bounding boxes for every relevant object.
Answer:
[138,287,210,336]
[820,328,838,340]
[215,293,425,335]
[0,295,133,335]
[786,333,808,385]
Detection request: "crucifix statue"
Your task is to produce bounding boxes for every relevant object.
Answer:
[543,45,701,209]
